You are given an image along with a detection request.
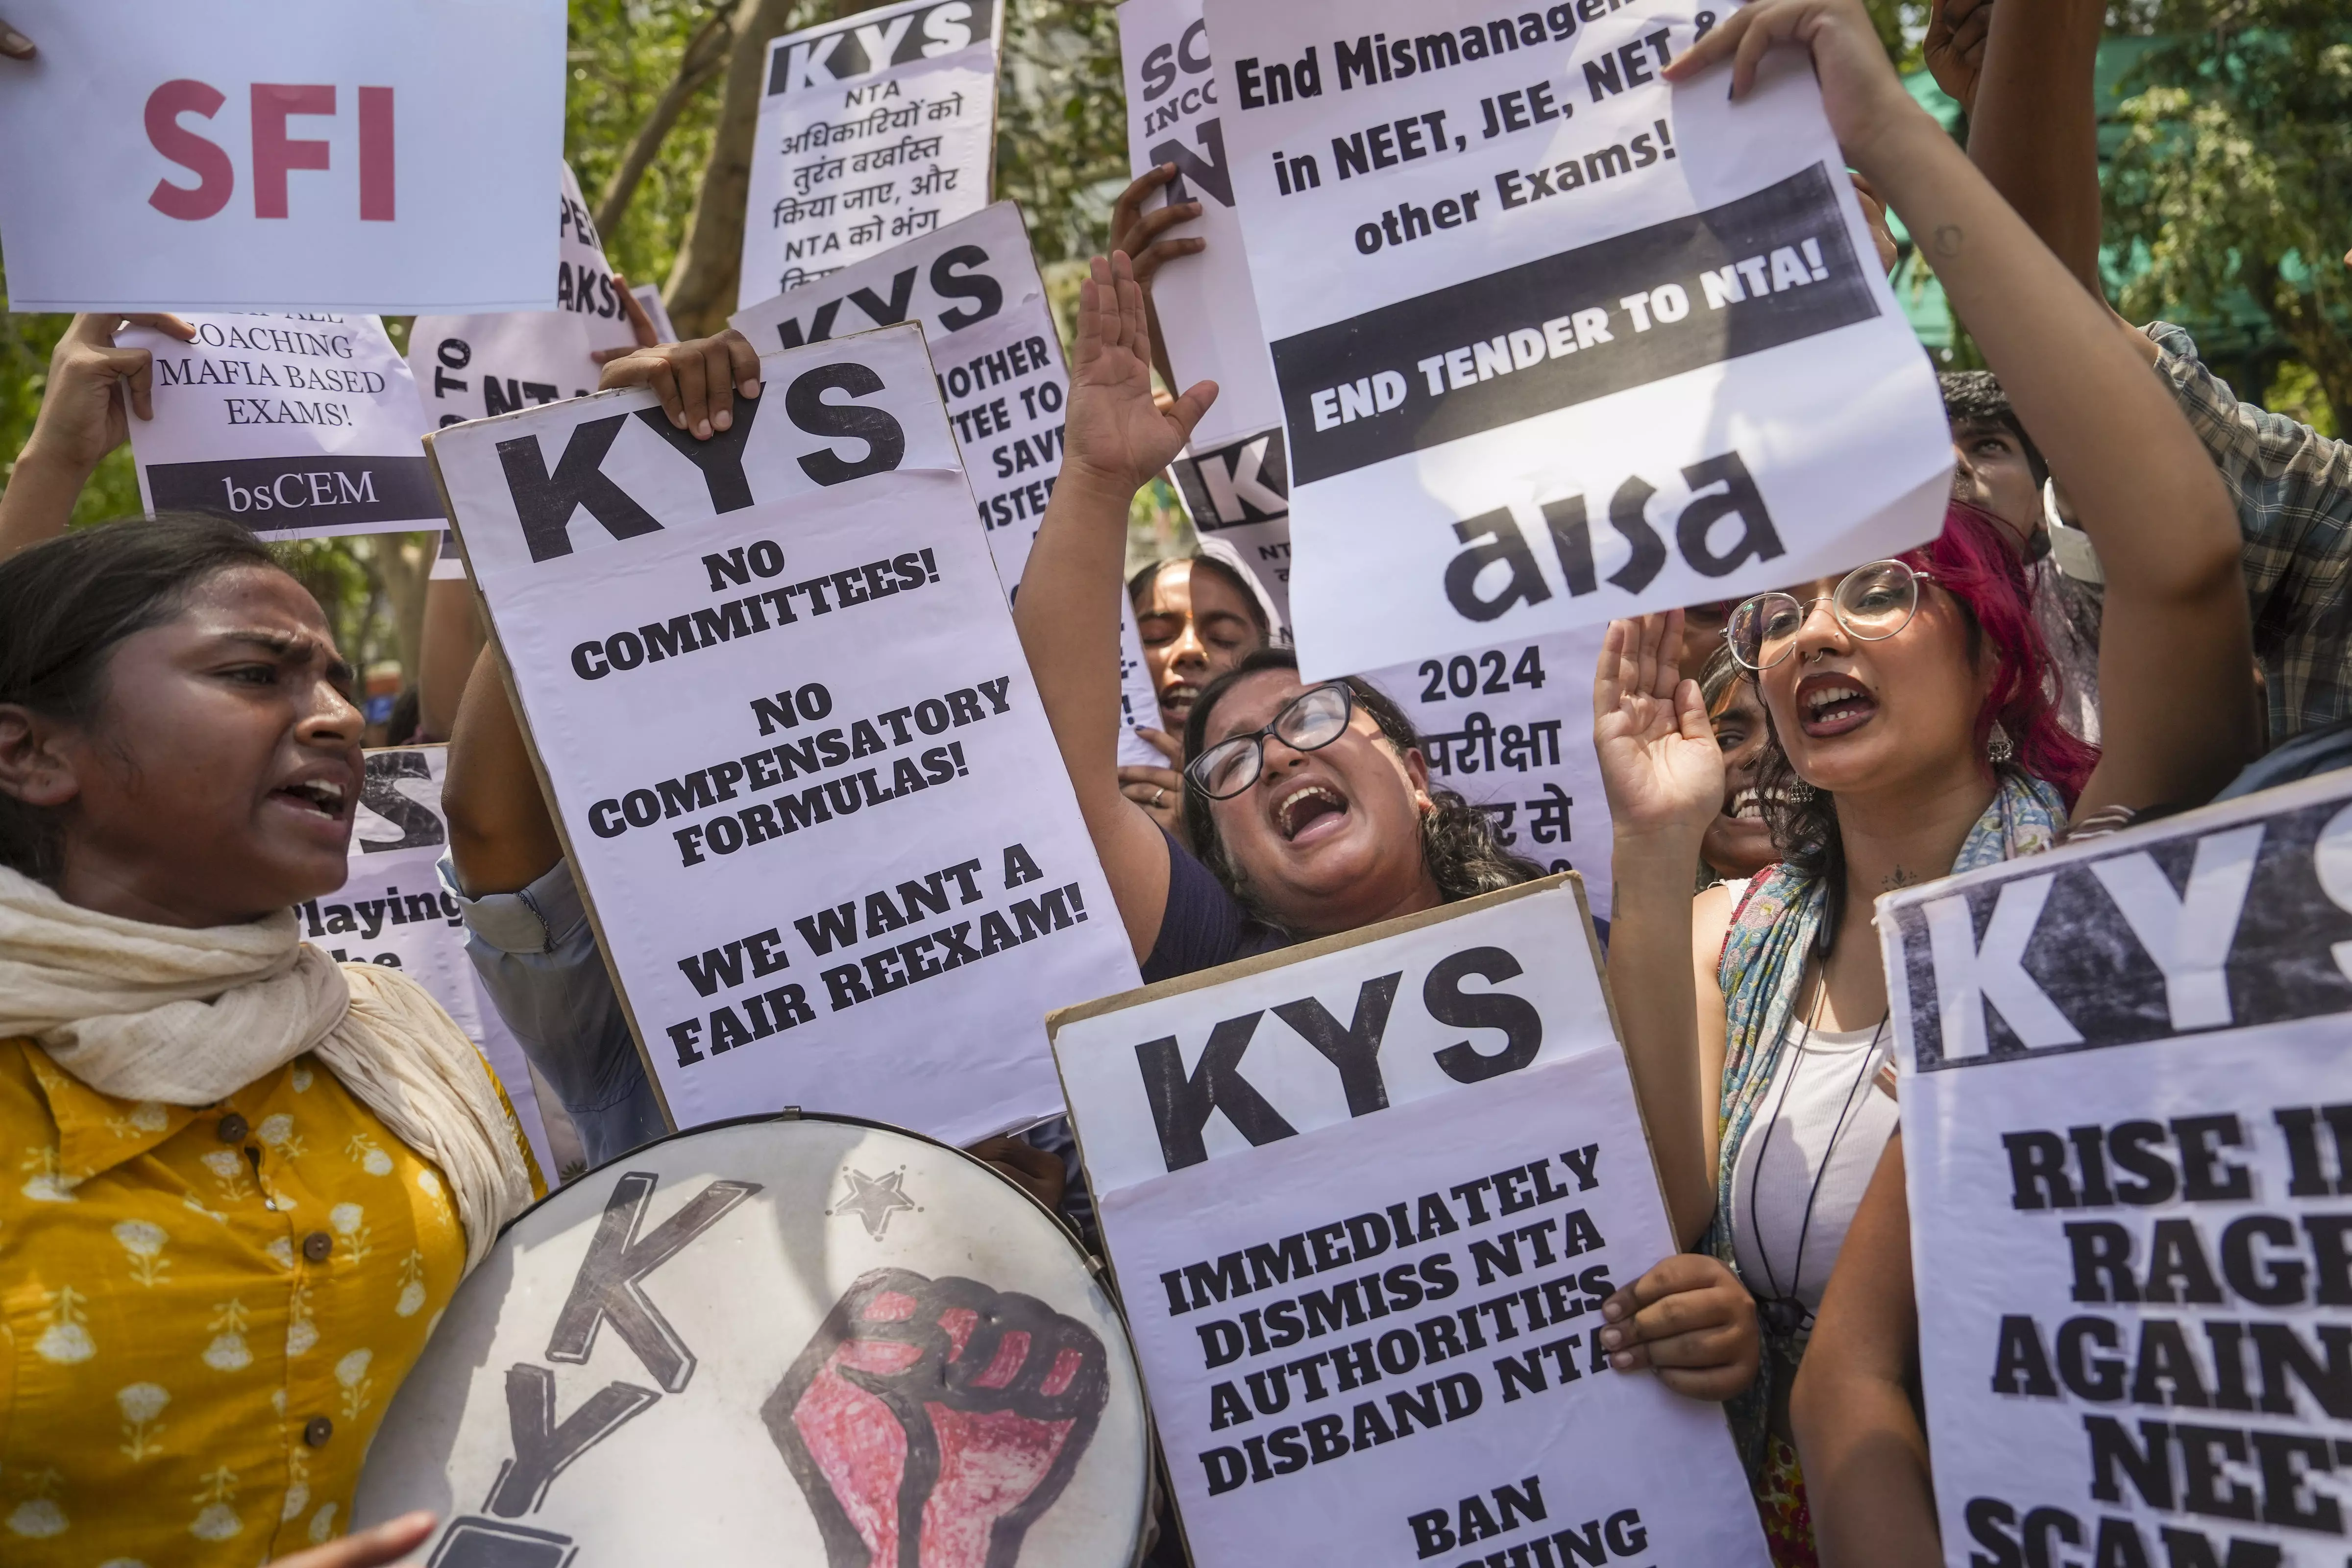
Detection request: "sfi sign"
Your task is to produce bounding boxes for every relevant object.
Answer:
[0,0,565,312]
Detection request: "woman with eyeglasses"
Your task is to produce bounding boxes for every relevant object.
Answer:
[1598,0,2258,1556]
[1015,253,1770,1408]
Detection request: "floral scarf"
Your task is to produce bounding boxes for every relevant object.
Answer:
[1707,768,2067,1469]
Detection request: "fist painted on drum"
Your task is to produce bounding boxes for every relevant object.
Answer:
[765,1268,1110,1568]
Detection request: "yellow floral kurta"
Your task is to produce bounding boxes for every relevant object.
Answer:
[0,1035,539,1564]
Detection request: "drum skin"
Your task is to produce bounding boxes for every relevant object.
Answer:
[355,1115,1150,1568]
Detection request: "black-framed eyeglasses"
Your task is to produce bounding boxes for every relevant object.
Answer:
[1186,682,1355,800]
[1725,560,1936,671]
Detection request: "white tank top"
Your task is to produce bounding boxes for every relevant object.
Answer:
[1729,1018,1900,1335]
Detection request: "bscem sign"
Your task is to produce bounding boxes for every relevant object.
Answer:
[429,324,1137,1142]
[0,0,565,312]
[120,312,440,542]
[1196,0,1950,678]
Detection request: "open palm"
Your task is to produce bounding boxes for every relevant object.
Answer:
[1064,252,1216,492]
[1593,612,1726,838]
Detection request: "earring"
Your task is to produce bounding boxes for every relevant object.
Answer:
[1789,780,1816,803]
[1988,722,2015,764]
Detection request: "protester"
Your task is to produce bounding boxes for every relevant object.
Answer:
[0,515,538,1560]
[1109,162,1208,395]
[1699,646,1779,886]
[1122,545,1277,838]
[1009,248,1765,1401]
[0,312,196,559]
[1942,369,2104,742]
[1597,0,2258,1553]
[1944,0,2352,745]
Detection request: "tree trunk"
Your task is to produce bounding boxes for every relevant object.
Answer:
[595,7,736,242]
[662,0,900,338]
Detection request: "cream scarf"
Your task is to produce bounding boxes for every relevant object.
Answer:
[0,865,533,1274]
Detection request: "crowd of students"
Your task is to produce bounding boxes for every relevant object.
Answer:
[2,0,2349,1562]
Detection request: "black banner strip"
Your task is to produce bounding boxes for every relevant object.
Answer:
[1270,163,1879,486]
[146,454,443,528]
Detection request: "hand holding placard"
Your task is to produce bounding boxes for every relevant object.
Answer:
[0,312,196,559]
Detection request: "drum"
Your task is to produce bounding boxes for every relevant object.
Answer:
[354,1113,1151,1568]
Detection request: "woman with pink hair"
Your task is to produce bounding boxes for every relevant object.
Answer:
[1595,0,2258,1557]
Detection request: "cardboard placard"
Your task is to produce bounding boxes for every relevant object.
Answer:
[428,322,1138,1143]
[738,0,1001,310]
[0,0,564,312]
[734,199,1163,767]
[1880,772,2352,1568]
[119,311,438,541]
[407,163,639,429]
[1194,0,1950,677]
[1051,877,1764,1567]
[1118,0,1284,449]
[313,747,562,1179]
[1169,424,1296,628]
[1364,632,1614,920]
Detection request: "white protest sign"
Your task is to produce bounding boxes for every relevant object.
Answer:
[1170,425,1296,627]
[428,529,467,580]
[738,0,1000,310]
[119,311,438,541]
[1879,773,2352,1568]
[0,0,564,313]
[309,746,561,1180]
[1362,630,1614,921]
[734,199,1165,767]
[1119,0,1283,450]
[429,323,1138,1142]
[1196,0,1951,678]
[1052,879,1764,1567]
[1166,448,1613,914]
[408,163,639,429]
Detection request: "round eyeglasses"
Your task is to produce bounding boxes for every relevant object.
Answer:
[1186,682,1355,800]
[1725,560,1935,671]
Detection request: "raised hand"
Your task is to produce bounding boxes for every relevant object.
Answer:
[1662,0,1924,156]
[1922,0,1992,114]
[1108,165,1206,295]
[766,1268,1109,1568]
[1063,252,1215,496]
[27,313,196,474]
[1592,612,1724,844]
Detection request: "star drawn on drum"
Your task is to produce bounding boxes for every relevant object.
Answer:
[832,1167,919,1238]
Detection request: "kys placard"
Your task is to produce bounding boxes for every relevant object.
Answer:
[732,201,1165,766]
[1198,0,1951,678]
[1879,772,2352,1568]
[429,323,1138,1141]
[738,0,1000,309]
[1050,879,1764,1568]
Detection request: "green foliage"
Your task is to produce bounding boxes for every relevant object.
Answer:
[996,0,1132,266]
[2105,3,2352,431]
[565,0,731,290]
